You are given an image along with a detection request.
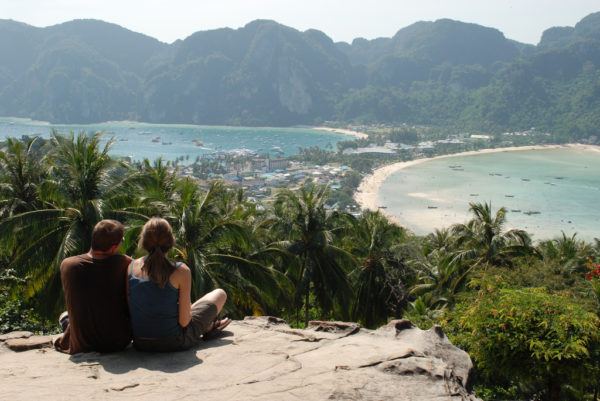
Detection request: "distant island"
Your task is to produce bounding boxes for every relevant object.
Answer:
[1,12,600,144]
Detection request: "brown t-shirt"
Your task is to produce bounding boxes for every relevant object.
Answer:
[54,253,132,354]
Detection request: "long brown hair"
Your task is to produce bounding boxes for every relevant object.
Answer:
[139,217,176,288]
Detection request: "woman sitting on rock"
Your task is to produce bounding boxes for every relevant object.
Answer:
[128,217,231,351]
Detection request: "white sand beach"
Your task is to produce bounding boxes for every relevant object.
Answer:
[354,143,600,227]
[313,126,369,139]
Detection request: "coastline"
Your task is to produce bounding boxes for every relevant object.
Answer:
[312,126,369,140]
[1,117,372,136]
[354,143,600,227]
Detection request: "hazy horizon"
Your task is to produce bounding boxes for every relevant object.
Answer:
[3,0,599,45]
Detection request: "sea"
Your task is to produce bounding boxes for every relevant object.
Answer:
[0,117,349,161]
[378,148,600,241]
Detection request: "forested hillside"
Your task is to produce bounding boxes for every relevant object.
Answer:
[1,14,600,140]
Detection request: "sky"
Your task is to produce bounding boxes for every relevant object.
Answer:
[2,0,599,45]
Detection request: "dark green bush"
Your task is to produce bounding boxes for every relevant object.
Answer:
[0,269,56,334]
[446,287,600,401]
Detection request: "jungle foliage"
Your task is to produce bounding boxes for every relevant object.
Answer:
[0,134,598,400]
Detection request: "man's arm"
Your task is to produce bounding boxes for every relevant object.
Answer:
[123,255,133,317]
[54,260,72,353]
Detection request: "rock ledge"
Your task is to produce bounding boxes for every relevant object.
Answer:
[0,318,480,400]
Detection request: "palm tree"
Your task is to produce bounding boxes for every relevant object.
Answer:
[0,132,134,310]
[408,226,473,308]
[97,156,288,318]
[128,158,181,217]
[165,180,289,317]
[404,295,446,328]
[537,232,593,274]
[0,137,45,218]
[451,202,536,267]
[272,183,352,326]
[409,253,466,308]
[422,228,455,257]
[113,158,183,254]
[346,210,408,328]
[408,204,535,313]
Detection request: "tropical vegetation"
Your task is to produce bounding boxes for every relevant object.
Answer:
[0,133,598,400]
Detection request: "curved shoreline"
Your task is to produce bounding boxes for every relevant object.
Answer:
[312,126,369,139]
[1,117,371,138]
[354,143,600,227]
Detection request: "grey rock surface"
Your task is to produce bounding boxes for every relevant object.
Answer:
[4,335,53,352]
[0,318,480,400]
[0,331,33,341]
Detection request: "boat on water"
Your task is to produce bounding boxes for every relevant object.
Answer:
[162,142,172,145]
[521,178,530,181]
[151,136,160,143]
[555,176,565,180]
[511,209,522,213]
[505,195,515,198]
[470,194,479,196]
[427,206,438,209]
[118,138,128,142]
[524,211,541,215]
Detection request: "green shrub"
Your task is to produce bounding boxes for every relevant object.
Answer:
[446,287,599,401]
[0,269,56,334]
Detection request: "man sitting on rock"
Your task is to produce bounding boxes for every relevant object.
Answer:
[54,220,132,354]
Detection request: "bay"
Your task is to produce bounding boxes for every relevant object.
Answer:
[378,148,600,241]
[0,117,348,161]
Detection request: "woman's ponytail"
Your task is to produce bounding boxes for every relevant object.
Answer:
[139,218,176,288]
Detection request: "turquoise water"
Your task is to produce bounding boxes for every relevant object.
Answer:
[0,117,347,161]
[379,148,600,241]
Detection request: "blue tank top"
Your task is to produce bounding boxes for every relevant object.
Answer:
[128,261,182,338]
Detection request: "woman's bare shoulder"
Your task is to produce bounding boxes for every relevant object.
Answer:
[170,262,191,287]
[174,262,191,274]
[131,257,145,274]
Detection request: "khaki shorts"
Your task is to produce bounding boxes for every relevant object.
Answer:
[133,301,218,352]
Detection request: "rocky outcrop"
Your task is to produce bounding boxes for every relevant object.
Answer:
[0,318,480,400]
[3,334,53,352]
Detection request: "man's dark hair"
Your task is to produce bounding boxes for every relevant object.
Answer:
[91,220,124,251]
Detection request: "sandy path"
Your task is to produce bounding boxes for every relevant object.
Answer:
[354,143,600,227]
